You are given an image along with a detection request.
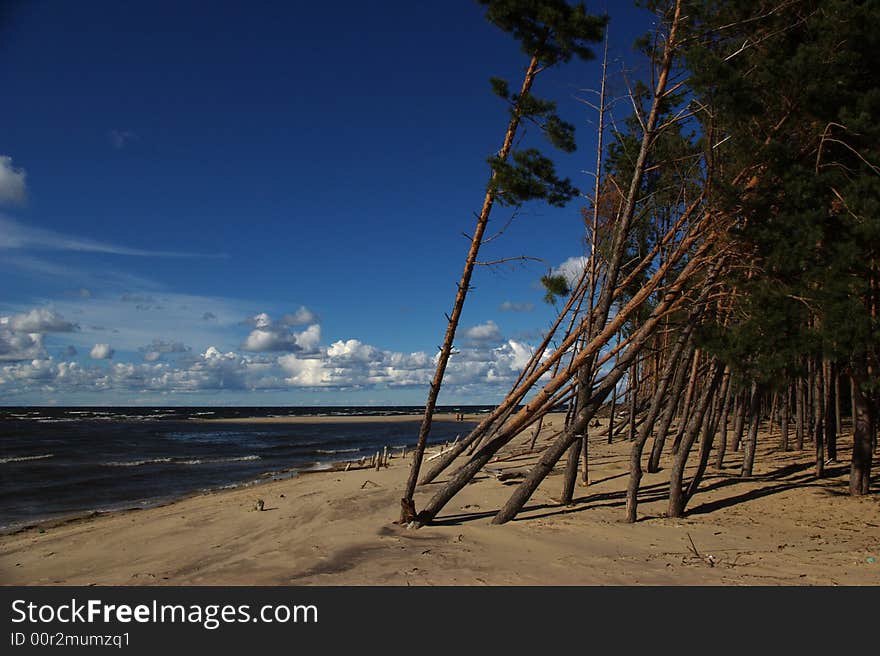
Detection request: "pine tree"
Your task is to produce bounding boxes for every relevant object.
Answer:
[683,0,880,495]
[401,0,606,523]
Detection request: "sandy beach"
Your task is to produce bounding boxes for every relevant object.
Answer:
[1,414,878,586]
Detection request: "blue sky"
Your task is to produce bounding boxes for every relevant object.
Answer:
[0,1,654,405]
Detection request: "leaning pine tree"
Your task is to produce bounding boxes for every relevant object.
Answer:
[400,0,606,523]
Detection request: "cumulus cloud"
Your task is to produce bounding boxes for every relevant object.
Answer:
[0,156,27,206]
[551,256,589,287]
[0,308,78,362]
[0,331,44,361]
[90,343,114,359]
[0,337,543,399]
[140,339,190,362]
[1,308,77,333]
[202,311,217,321]
[281,306,318,326]
[294,324,321,351]
[242,329,294,352]
[0,311,545,399]
[241,312,322,353]
[277,353,333,387]
[499,301,535,313]
[464,320,502,343]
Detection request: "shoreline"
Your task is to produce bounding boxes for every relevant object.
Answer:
[2,413,479,537]
[2,416,878,585]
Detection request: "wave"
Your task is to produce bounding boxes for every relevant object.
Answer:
[176,455,261,465]
[314,447,362,455]
[101,457,174,467]
[100,455,261,467]
[0,453,54,465]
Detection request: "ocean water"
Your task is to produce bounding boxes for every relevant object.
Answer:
[0,406,485,531]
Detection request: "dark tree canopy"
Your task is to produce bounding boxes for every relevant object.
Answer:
[683,0,880,384]
[479,0,607,65]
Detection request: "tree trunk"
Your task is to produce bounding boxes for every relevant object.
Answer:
[671,348,701,454]
[807,359,816,444]
[768,392,778,441]
[528,415,545,450]
[648,338,696,472]
[419,3,690,526]
[834,371,842,438]
[668,362,724,517]
[581,432,589,484]
[795,376,805,450]
[813,357,825,478]
[627,360,639,442]
[780,384,790,450]
[741,383,761,477]
[401,55,542,523]
[730,389,747,453]
[715,390,736,470]
[560,437,582,504]
[851,376,857,434]
[562,365,591,503]
[825,361,837,461]
[684,366,730,505]
[626,322,694,522]
[607,384,617,444]
[850,371,872,495]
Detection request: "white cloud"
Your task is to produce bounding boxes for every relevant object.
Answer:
[0,334,545,399]
[281,306,317,326]
[0,308,77,362]
[1,308,77,333]
[243,328,291,352]
[242,311,321,353]
[277,354,333,387]
[295,324,321,351]
[250,312,272,329]
[327,339,380,363]
[551,256,589,287]
[0,299,549,401]
[0,331,44,361]
[90,343,114,359]
[0,215,222,258]
[499,301,535,312]
[0,156,26,206]
[464,320,502,342]
[140,339,190,362]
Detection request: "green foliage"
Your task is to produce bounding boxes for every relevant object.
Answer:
[479,2,606,213]
[478,0,607,66]
[489,76,510,99]
[541,273,571,304]
[543,114,576,153]
[682,0,880,381]
[489,149,578,207]
[490,81,579,154]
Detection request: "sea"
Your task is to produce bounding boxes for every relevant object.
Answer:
[0,406,487,532]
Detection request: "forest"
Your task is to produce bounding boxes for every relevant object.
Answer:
[400,0,880,526]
